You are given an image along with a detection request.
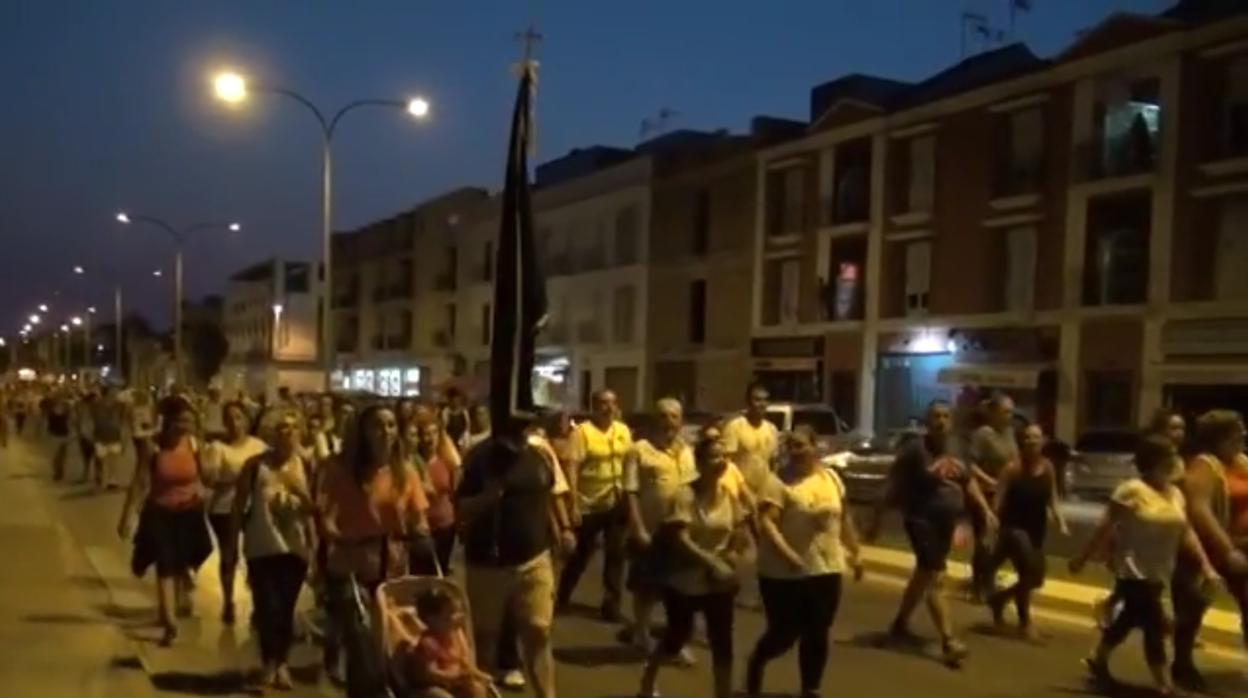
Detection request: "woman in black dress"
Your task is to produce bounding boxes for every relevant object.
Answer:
[986,422,1068,639]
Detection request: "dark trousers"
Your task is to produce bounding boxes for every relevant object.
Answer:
[78,437,95,482]
[497,610,522,672]
[988,527,1047,627]
[1173,557,1248,669]
[970,504,995,596]
[249,554,308,664]
[557,507,626,611]
[409,527,456,577]
[657,588,735,664]
[1101,579,1167,667]
[747,574,843,694]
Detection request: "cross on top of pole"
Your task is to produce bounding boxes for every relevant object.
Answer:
[515,23,542,64]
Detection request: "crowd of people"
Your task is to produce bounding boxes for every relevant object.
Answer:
[1,379,1246,697]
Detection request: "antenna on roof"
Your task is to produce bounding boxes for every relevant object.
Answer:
[639,107,680,141]
[1008,0,1032,39]
[961,10,1004,57]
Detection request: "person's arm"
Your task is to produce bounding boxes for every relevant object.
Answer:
[117,446,150,538]
[229,460,257,540]
[841,503,864,579]
[1184,458,1245,572]
[621,449,648,545]
[969,429,998,492]
[966,476,998,530]
[753,477,804,570]
[1070,501,1127,574]
[992,462,1016,517]
[1183,524,1221,582]
[1047,461,1070,536]
[454,457,503,527]
[564,428,585,526]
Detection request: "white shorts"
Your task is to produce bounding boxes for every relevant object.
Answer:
[95,442,124,458]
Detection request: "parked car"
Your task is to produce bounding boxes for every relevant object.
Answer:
[1065,429,1139,501]
[823,428,919,504]
[765,403,852,454]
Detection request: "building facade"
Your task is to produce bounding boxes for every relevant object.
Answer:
[751,5,1248,442]
[221,259,322,398]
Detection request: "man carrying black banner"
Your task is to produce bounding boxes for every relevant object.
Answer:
[455,56,568,698]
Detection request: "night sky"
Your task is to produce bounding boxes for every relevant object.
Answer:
[0,0,1171,334]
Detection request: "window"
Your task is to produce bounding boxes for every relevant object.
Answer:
[831,139,871,224]
[829,370,857,428]
[445,303,456,341]
[693,190,711,256]
[825,237,866,321]
[904,241,932,316]
[1003,227,1036,312]
[766,166,808,237]
[906,136,936,213]
[1215,198,1248,300]
[481,303,491,346]
[443,246,458,291]
[614,205,639,265]
[612,286,636,344]
[1085,371,1134,428]
[996,108,1044,197]
[1084,193,1150,306]
[1225,55,1248,158]
[689,279,707,344]
[396,258,413,297]
[1091,76,1160,178]
[482,242,494,282]
[762,257,801,326]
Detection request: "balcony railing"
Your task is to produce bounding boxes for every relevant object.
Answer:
[766,201,810,238]
[992,158,1045,199]
[1076,133,1157,182]
[821,194,869,228]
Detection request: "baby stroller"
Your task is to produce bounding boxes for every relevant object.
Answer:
[373,574,503,698]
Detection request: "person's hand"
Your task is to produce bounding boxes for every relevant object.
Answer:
[1058,520,1071,538]
[569,506,583,528]
[786,552,805,571]
[863,515,882,544]
[848,553,865,582]
[1068,557,1086,576]
[116,518,132,541]
[632,530,652,550]
[1201,565,1224,587]
[558,529,577,557]
[1226,549,1248,576]
[709,558,735,582]
[984,510,1000,534]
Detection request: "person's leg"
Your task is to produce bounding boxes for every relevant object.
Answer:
[746,577,802,696]
[600,506,628,620]
[1170,560,1208,684]
[556,511,606,609]
[515,553,557,698]
[639,588,696,697]
[797,575,842,694]
[703,591,737,698]
[1135,581,1172,692]
[272,555,308,688]
[156,573,177,644]
[207,514,239,623]
[433,527,456,575]
[969,505,993,600]
[1092,580,1141,667]
[248,556,279,672]
[321,575,347,683]
[51,439,66,481]
[893,516,948,636]
[465,564,509,676]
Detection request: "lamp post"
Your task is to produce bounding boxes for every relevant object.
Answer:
[213,70,430,388]
[114,213,239,383]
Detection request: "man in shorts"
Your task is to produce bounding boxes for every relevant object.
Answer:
[968,393,1019,599]
[456,423,572,698]
[869,399,996,665]
[91,385,128,489]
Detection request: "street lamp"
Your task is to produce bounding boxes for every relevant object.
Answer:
[38,304,48,313]
[213,68,430,387]
[115,212,241,382]
[73,265,84,275]
[29,314,40,325]
[152,269,163,277]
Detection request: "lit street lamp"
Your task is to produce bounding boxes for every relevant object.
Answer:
[38,304,48,313]
[115,213,240,382]
[29,314,40,325]
[214,69,430,387]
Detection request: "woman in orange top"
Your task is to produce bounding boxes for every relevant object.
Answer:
[117,396,213,646]
[318,404,430,685]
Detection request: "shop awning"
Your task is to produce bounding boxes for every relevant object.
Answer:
[937,363,1049,390]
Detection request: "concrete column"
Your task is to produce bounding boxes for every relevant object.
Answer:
[859,132,888,434]
[1056,319,1081,443]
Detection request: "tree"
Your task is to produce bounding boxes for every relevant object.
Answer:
[187,322,229,387]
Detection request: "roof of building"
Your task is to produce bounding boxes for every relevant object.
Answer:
[230,258,277,282]
[534,145,635,188]
[1161,0,1248,24]
[895,43,1048,109]
[809,74,912,122]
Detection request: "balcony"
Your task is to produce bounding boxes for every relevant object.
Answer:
[336,337,358,353]
[386,334,411,350]
[1076,131,1158,182]
[332,291,360,309]
[540,323,567,345]
[766,201,810,239]
[820,193,869,229]
[370,335,384,351]
[388,279,414,299]
[576,246,607,272]
[992,158,1045,200]
[433,329,452,348]
[371,286,388,303]
[576,321,603,344]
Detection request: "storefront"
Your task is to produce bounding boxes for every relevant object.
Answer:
[1158,317,1248,418]
[751,337,824,404]
[336,365,423,397]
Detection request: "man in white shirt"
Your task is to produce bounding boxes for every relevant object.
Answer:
[200,386,227,440]
[722,382,780,494]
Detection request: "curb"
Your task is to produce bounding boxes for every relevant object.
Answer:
[859,545,1246,651]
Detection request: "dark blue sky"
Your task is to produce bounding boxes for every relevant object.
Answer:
[0,0,1170,334]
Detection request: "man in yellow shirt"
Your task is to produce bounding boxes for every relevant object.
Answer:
[721,382,780,494]
[557,389,634,621]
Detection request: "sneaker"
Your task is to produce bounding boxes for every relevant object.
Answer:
[941,638,968,667]
[1171,663,1207,693]
[987,594,1006,630]
[272,665,293,691]
[498,669,526,690]
[886,621,923,646]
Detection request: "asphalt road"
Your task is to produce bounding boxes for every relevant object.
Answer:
[3,433,1245,698]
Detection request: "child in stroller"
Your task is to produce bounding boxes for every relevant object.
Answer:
[390,587,492,698]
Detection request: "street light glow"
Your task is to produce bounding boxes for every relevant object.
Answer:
[229,222,241,232]
[407,97,431,119]
[29,315,41,325]
[214,72,248,103]
[115,212,130,224]
[73,265,85,274]
[152,269,163,277]
[71,316,82,327]
[273,303,283,315]
[87,306,96,314]
[60,324,69,333]
[38,304,48,313]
